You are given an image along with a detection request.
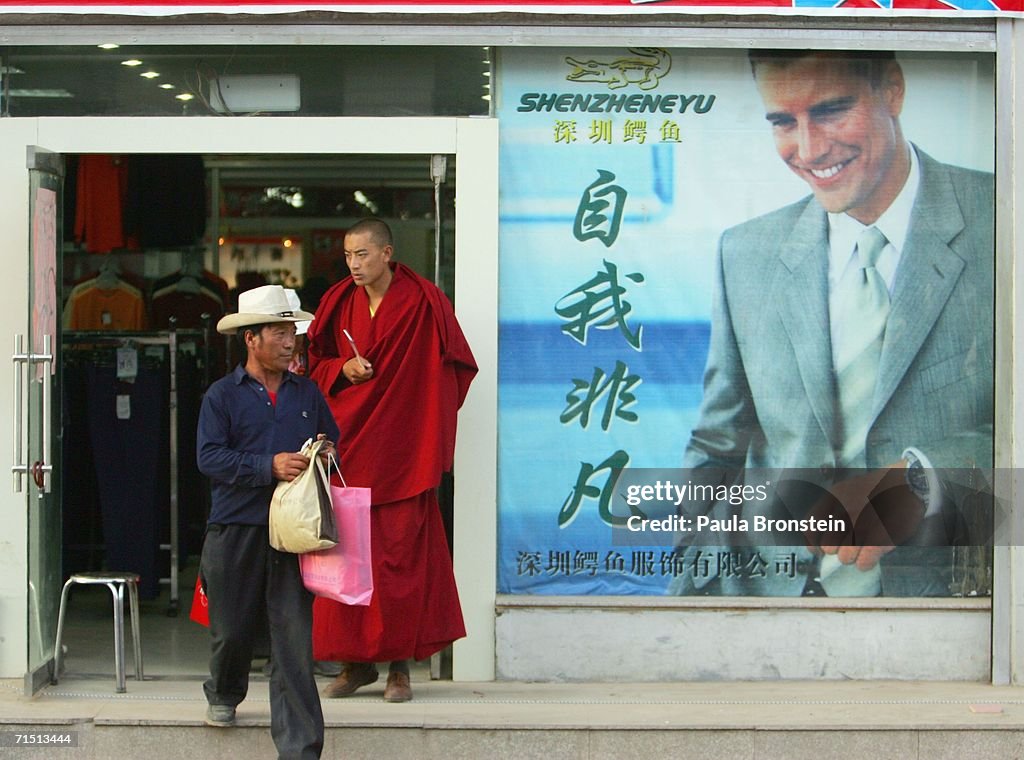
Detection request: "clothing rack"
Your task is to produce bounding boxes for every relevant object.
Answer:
[63,324,207,615]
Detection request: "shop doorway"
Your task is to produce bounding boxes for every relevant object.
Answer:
[64,151,459,679]
[3,117,497,692]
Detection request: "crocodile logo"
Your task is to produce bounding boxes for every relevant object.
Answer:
[564,47,671,91]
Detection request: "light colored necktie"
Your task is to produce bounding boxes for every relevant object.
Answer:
[833,225,890,468]
[821,225,889,597]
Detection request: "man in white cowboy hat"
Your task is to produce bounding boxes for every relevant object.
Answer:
[197,284,338,759]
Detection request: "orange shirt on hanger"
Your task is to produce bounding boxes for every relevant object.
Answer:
[64,281,146,331]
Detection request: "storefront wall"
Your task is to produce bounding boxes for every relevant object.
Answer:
[0,10,1020,686]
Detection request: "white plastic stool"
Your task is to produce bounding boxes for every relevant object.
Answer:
[52,572,144,693]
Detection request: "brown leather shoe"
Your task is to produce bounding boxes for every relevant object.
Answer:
[321,663,379,698]
[383,671,413,703]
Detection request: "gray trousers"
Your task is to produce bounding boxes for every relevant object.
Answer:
[201,524,324,760]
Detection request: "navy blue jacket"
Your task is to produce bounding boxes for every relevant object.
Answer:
[197,364,340,525]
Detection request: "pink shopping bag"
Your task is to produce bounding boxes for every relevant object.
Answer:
[299,456,373,606]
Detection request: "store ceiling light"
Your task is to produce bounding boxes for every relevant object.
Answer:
[140,71,160,79]
[98,43,120,50]
[9,89,73,98]
[159,83,175,90]
[120,59,143,67]
[353,190,378,214]
[175,93,194,101]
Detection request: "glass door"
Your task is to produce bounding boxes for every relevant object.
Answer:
[22,147,63,692]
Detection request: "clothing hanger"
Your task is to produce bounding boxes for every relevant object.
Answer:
[95,255,122,290]
[181,258,204,278]
[177,255,204,294]
[176,275,202,295]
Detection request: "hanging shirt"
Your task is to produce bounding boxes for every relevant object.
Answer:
[124,155,207,248]
[63,278,146,331]
[150,282,225,330]
[74,155,130,254]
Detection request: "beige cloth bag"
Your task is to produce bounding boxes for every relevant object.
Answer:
[269,438,339,553]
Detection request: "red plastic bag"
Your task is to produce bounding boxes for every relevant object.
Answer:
[299,460,373,606]
[190,575,210,627]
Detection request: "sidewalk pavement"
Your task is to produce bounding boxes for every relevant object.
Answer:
[4,672,1024,728]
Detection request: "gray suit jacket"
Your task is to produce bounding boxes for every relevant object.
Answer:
[674,147,993,596]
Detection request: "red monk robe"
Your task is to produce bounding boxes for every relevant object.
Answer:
[307,262,477,662]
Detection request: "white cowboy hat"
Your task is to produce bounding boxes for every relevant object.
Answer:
[284,289,312,336]
[216,284,316,335]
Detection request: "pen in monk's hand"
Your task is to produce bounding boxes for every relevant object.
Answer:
[343,329,370,369]
[342,328,362,359]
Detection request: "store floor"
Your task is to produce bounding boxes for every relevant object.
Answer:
[42,565,432,684]
[51,574,209,681]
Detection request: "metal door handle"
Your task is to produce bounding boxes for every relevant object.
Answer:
[33,334,53,493]
[12,334,28,492]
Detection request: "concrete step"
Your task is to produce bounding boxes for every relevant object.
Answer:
[1,676,1023,759]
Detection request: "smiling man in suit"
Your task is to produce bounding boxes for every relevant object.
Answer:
[672,50,993,597]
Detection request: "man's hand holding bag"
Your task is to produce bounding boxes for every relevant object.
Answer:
[269,438,338,553]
